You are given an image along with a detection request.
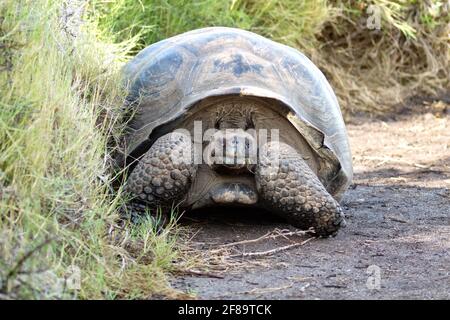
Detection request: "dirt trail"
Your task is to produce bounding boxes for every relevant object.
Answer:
[172,106,450,299]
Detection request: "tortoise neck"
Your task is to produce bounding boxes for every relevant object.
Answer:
[218,116,248,130]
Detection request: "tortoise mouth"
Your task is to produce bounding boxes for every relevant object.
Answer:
[210,182,258,205]
[211,163,256,175]
[185,164,258,209]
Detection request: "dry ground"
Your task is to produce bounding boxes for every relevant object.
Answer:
[171,100,450,299]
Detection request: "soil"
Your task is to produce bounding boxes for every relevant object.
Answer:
[171,101,450,299]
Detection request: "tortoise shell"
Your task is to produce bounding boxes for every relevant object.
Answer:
[122,27,352,201]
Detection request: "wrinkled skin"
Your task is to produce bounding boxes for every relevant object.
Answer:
[124,96,345,237]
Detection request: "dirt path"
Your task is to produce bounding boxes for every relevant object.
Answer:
[172,105,450,299]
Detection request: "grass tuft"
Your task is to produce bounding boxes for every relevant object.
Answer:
[0,0,178,299]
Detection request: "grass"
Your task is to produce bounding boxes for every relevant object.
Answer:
[0,0,448,299]
[314,0,450,114]
[93,0,330,51]
[0,0,182,299]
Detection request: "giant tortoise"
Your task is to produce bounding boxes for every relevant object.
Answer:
[121,27,353,236]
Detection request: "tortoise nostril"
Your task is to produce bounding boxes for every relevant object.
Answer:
[210,131,257,167]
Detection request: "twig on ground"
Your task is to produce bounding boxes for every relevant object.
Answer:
[175,269,225,279]
[230,237,315,258]
[219,228,314,248]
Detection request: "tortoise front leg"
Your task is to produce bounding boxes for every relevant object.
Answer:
[256,142,346,237]
[124,132,196,225]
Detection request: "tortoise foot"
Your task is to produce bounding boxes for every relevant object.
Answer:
[124,131,196,222]
[256,142,346,237]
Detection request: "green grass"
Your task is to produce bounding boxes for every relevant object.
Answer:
[0,0,180,299]
[93,0,330,50]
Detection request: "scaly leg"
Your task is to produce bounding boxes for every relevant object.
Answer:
[124,132,196,225]
[256,142,346,237]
